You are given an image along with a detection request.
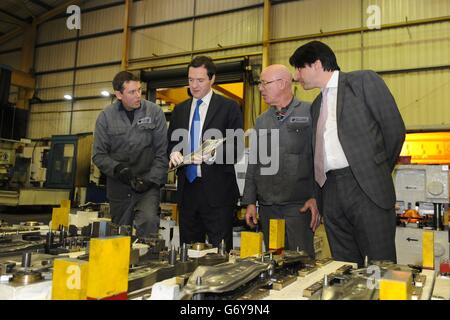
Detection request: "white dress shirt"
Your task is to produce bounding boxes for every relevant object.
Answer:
[188,89,213,177]
[323,71,349,172]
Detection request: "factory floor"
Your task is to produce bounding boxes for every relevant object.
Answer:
[0,205,333,260]
[0,206,52,225]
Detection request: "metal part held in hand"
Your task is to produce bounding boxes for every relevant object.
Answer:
[21,252,32,268]
[364,256,369,268]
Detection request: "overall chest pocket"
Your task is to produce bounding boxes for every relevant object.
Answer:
[285,121,310,154]
[137,122,156,146]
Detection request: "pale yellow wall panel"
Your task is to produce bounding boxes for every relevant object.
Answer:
[37,86,73,101]
[0,52,21,70]
[73,99,111,111]
[82,0,120,9]
[205,46,262,60]
[363,22,450,71]
[71,110,102,134]
[271,35,362,72]
[35,42,76,72]
[74,83,115,98]
[384,70,450,129]
[130,22,193,59]
[28,112,71,139]
[30,102,70,113]
[363,0,450,25]
[194,9,262,50]
[196,0,262,15]
[37,72,74,89]
[80,5,124,36]
[130,56,192,70]
[132,0,194,26]
[272,0,361,39]
[77,34,122,66]
[76,65,120,85]
[37,17,77,44]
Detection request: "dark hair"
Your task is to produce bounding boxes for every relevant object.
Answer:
[188,56,216,79]
[112,71,140,92]
[289,41,340,72]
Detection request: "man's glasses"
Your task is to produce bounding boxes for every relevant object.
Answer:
[257,78,283,88]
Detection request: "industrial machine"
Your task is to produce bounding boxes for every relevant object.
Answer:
[0,133,95,207]
[393,164,450,270]
[0,216,230,300]
[394,164,449,229]
[45,134,93,205]
[0,138,70,206]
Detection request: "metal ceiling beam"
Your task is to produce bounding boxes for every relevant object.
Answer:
[35,0,82,24]
[0,8,28,26]
[29,0,54,11]
[0,0,82,45]
[0,27,22,44]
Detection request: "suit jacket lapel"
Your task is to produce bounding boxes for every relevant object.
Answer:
[336,71,346,124]
[311,94,322,154]
[182,98,193,131]
[202,92,219,134]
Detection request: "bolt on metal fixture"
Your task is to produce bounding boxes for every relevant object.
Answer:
[21,252,32,268]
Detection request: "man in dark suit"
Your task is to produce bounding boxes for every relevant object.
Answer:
[289,41,406,266]
[167,56,243,252]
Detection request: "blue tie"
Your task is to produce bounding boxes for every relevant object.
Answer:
[186,99,203,183]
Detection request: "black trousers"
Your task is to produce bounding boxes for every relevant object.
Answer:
[179,177,235,252]
[109,186,160,238]
[322,167,397,267]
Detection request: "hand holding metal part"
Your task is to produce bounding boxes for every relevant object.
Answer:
[168,138,226,172]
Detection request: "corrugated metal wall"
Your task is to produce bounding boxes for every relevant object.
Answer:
[132,0,194,25]
[37,17,77,43]
[193,8,262,50]
[271,0,450,130]
[0,0,448,139]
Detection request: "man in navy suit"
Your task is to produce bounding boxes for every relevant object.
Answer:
[289,41,406,266]
[167,56,243,252]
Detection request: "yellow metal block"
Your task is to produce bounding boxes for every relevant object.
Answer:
[240,232,263,258]
[269,219,285,250]
[379,270,412,300]
[61,199,71,209]
[422,230,435,269]
[52,258,89,300]
[51,207,69,230]
[87,236,130,299]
